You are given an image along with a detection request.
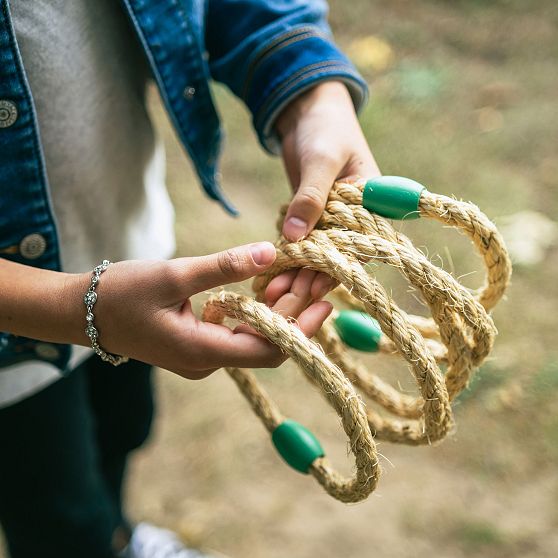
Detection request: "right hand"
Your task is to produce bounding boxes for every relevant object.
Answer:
[70,242,332,379]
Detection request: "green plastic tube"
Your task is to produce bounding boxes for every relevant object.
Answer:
[363,176,426,220]
[334,310,382,352]
[272,419,325,474]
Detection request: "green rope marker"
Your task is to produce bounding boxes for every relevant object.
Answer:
[363,176,426,220]
[271,419,325,474]
[334,310,382,352]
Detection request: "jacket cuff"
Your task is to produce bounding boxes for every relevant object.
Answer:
[242,26,369,154]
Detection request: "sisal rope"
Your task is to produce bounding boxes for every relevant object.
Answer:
[202,177,511,503]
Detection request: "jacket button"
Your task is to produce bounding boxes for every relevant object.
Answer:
[19,233,47,259]
[0,100,18,128]
[34,343,60,361]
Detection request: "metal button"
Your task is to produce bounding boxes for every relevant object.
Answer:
[35,343,60,361]
[183,86,196,100]
[19,233,47,259]
[0,100,18,128]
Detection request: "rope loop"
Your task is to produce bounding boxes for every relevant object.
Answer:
[203,177,511,503]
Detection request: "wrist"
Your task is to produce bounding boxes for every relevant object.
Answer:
[275,81,354,139]
[62,271,94,347]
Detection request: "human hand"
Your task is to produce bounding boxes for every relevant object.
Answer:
[276,80,381,240]
[275,80,381,297]
[69,243,332,379]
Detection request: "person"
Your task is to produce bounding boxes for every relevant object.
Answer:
[0,0,380,557]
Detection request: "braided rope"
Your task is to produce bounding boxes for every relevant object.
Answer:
[202,177,511,503]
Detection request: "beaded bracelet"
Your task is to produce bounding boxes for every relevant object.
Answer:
[84,260,129,366]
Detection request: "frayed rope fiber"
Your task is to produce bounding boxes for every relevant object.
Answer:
[202,176,512,503]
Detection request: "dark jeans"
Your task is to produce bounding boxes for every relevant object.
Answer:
[0,355,154,558]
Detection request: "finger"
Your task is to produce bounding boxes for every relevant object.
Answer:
[295,300,334,337]
[233,323,260,336]
[240,268,317,332]
[176,367,219,381]
[264,269,298,306]
[178,242,276,295]
[266,269,335,308]
[289,268,318,297]
[310,273,338,300]
[191,301,332,369]
[236,301,334,343]
[188,321,287,369]
[271,268,317,319]
[282,149,341,241]
[234,269,320,335]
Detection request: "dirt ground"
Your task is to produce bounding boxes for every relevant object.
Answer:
[125,2,558,556]
[3,1,558,557]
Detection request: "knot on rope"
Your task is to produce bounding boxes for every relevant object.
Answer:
[203,176,512,503]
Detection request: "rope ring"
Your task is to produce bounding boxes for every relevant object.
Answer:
[202,176,511,503]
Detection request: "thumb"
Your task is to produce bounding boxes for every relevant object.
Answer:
[182,242,276,295]
[282,151,340,241]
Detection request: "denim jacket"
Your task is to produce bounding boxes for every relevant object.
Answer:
[0,0,367,371]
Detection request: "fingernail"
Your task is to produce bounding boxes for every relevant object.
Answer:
[284,216,308,240]
[249,242,276,266]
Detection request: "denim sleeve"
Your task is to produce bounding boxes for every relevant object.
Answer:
[206,0,368,154]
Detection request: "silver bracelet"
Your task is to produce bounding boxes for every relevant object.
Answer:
[84,260,129,366]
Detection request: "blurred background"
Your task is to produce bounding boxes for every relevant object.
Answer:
[8,1,558,557]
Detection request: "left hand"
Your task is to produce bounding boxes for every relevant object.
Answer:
[274,80,381,299]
